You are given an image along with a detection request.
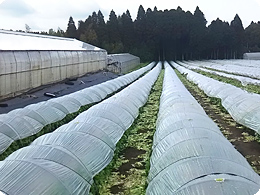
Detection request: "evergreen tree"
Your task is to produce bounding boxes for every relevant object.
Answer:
[119,10,134,51]
[96,10,108,46]
[194,6,207,26]
[245,22,260,52]
[230,14,244,58]
[208,18,233,59]
[77,20,86,40]
[62,5,260,61]
[66,16,77,38]
[136,5,146,21]
[189,6,208,59]
[106,10,122,53]
[135,5,147,43]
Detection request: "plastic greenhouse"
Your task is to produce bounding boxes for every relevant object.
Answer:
[146,62,260,195]
[107,53,140,74]
[172,61,260,135]
[243,52,260,60]
[0,62,161,195]
[0,30,107,100]
[0,62,156,155]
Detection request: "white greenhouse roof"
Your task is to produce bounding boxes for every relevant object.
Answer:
[0,30,103,51]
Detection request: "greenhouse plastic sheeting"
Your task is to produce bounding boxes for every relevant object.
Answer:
[0,62,156,154]
[146,62,260,195]
[0,30,110,99]
[0,50,107,99]
[172,61,260,134]
[178,60,260,86]
[107,53,140,74]
[0,62,161,195]
[0,29,101,51]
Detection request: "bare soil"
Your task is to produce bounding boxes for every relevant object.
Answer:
[117,147,146,176]
[109,147,146,194]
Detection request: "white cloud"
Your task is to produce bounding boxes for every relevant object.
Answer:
[0,0,35,16]
[0,0,260,31]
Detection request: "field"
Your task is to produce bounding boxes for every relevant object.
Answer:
[0,60,260,194]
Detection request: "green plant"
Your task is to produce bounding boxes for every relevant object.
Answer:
[90,70,164,195]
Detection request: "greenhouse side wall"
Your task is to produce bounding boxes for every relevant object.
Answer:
[243,53,260,60]
[107,53,140,74]
[0,50,107,100]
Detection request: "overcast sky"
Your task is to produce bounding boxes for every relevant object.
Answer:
[0,0,260,32]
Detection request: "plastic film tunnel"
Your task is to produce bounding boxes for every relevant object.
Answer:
[178,60,260,86]
[0,62,162,195]
[146,62,260,195]
[0,62,156,155]
[172,61,260,135]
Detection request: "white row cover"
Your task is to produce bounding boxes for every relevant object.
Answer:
[210,59,260,68]
[0,62,162,195]
[178,61,260,86]
[107,53,140,74]
[0,50,107,99]
[187,59,260,79]
[146,62,260,195]
[0,62,156,155]
[171,61,260,134]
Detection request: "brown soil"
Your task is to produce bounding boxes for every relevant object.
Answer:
[181,77,260,174]
[110,184,124,194]
[110,147,146,194]
[118,147,145,176]
[138,129,148,134]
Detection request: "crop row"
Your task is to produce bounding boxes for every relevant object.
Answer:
[0,63,161,194]
[1,61,260,195]
[0,62,155,155]
[178,61,260,86]
[172,61,260,134]
[187,60,260,79]
[146,62,260,194]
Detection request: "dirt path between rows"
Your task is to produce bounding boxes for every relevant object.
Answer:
[176,70,260,174]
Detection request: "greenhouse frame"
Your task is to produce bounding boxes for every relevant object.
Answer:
[0,30,107,100]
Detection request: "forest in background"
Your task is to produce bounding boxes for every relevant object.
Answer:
[31,5,260,61]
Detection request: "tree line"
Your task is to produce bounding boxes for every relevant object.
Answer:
[37,5,260,61]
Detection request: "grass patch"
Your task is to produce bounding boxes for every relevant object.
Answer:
[90,70,164,195]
